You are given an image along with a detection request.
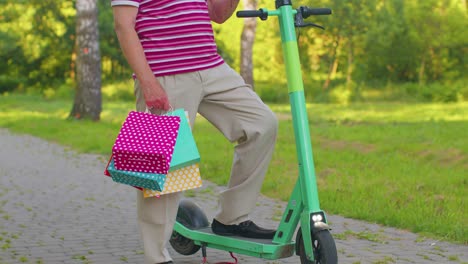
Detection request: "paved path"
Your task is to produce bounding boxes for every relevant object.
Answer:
[0,129,466,264]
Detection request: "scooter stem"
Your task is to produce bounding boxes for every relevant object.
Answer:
[276,2,321,213]
[275,3,323,261]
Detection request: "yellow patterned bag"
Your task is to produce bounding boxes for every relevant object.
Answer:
[143,163,202,198]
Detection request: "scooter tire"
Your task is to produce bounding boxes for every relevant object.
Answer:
[297,228,338,264]
[170,199,209,256]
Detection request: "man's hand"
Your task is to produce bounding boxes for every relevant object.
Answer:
[141,82,171,111]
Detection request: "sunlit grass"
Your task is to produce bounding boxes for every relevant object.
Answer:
[0,94,466,243]
[270,102,468,122]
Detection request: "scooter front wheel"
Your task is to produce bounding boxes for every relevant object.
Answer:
[296,228,338,264]
[170,199,209,255]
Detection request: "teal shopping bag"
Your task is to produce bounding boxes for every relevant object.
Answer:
[167,109,200,171]
[107,158,166,191]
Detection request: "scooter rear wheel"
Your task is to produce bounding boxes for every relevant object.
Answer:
[170,199,209,255]
[297,228,338,264]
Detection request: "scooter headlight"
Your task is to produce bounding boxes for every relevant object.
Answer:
[311,213,324,222]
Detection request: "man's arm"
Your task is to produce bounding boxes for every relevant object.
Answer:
[112,5,170,110]
[206,0,240,24]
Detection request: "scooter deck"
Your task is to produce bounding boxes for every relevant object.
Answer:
[195,227,276,244]
[174,223,296,259]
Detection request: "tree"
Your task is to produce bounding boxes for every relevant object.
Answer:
[319,0,373,89]
[364,0,414,82]
[69,0,102,121]
[240,0,257,89]
[0,1,76,92]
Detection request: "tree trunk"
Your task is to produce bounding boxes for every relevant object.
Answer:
[323,36,340,90]
[346,38,354,87]
[240,0,257,89]
[418,54,426,85]
[70,0,102,121]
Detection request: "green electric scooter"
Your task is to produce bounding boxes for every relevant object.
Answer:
[169,1,337,263]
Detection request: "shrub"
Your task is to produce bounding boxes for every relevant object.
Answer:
[255,81,289,103]
[42,79,76,100]
[403,81,466,103]
[0,75,24,94]
[101,79,134,101]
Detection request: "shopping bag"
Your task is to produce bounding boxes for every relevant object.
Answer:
[107,158,166,191]
[166,109,200,171]
[112,111,181,174]
[104,109,201,193]
[104,155,143,190]
[143,163,202,198]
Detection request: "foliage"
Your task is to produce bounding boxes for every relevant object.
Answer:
[0,0,467,102]
[0,0,131,94]
[362,0,468,83]
[213,0,467,101]
[97,0,132,81]
[101,79,135,102]
[0,1,76,92]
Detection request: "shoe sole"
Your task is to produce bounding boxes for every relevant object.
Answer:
[213,230,274,239]
[212,230,237,236]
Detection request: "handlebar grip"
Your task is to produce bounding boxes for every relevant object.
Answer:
[300,7,332,18]
[236,9,269,20]
[236,10,263,18]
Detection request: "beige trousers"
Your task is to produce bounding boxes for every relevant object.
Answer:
[134,63,278,264]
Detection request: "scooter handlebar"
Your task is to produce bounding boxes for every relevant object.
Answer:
[236,9,269,20]
[236,10,262,17]
[299,7,332,18]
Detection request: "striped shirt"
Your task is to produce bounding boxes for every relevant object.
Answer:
[111,0,224,77]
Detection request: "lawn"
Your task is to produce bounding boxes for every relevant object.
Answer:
[0,94,466,244]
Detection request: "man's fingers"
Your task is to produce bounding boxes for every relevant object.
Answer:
[146,99,159,109]
[163,98,171,111]
[146,97,171,111]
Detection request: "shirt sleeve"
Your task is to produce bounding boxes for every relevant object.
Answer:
[111,0,140,7]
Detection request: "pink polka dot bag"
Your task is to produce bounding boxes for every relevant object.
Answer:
[111,111,181,175]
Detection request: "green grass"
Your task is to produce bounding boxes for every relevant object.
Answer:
[0,94,467,244]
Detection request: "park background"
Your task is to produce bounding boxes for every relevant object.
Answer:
[0,0,467,248]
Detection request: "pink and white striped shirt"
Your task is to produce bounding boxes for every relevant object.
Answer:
[111,0,224,77]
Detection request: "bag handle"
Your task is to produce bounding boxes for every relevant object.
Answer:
[145,105,174,115]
